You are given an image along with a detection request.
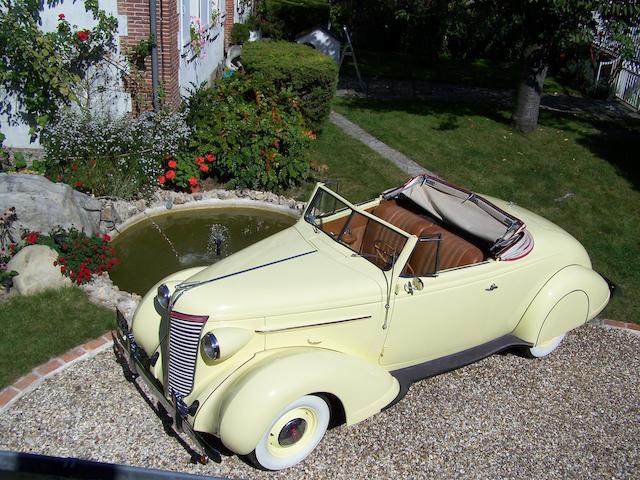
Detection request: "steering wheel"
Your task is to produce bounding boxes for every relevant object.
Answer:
[373,240,399,269]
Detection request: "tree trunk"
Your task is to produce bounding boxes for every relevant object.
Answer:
[512,43,548,133]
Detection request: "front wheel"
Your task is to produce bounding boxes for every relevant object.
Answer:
[526,333,566,358]
[249,395,330,470]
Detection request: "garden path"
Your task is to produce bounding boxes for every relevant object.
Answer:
[329,111,429,177]
[338,74,640,122]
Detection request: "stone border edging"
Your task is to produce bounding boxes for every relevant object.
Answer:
[598,319,640,333]
[2,319,639,413]
[0,331,116,413]
[101,187,306,236]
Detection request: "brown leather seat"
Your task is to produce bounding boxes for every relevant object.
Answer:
[366,199,483,274]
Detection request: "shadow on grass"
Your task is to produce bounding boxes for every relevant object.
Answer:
[538,111,640,191]
[336,97,640,191]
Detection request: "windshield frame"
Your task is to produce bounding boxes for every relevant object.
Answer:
[303,184,413,272]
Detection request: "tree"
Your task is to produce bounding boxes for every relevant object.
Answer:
[0,0,117,137]
[503,0,640,132]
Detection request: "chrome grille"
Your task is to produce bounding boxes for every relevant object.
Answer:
[167,311,208,397]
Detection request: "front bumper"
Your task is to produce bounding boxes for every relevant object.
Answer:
[113,309,219,463]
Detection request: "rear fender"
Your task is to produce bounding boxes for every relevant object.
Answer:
[513,265,610,345]
[216,347,399,455]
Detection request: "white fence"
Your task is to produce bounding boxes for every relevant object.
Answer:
[616,61,640,111]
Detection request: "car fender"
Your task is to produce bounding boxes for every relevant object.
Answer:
[217,347,399,455]
[513,265,610,345]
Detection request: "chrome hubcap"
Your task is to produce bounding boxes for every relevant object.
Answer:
[277,418,307,446]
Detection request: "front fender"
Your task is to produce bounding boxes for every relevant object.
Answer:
[217,347,399,455]
[513,265,610,345]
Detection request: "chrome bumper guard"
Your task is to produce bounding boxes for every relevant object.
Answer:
[113,309,218,464]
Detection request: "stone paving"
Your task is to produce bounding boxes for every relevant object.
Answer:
[338,74,640,122]
[329,111,429,177]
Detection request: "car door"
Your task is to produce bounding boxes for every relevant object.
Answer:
[380,258,529,370]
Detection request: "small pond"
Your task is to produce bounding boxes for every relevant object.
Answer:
[109,206,297,295]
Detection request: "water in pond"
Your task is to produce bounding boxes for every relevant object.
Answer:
[109,207,296,295]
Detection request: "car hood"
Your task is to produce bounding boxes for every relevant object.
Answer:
[171,226,383,321]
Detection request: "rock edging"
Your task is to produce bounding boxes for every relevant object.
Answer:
[99,187,306,234]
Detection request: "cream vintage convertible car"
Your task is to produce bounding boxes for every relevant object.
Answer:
[115,174,612,470]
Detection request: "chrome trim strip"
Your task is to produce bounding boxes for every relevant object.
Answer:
[255,315,372,333]
[171,250,317,307]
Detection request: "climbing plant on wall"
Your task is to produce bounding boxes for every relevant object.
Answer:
[0,0,118,137]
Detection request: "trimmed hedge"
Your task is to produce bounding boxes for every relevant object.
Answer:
[242,40,338,132]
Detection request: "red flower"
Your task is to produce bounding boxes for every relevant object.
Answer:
[158,175,166,185]
[195,156,205,165]
[188,176,198,186]
[25,232,39,245]
[76,30,89,42]
[76,276,82,284]
[9,244,15,252]
[206,153,215,162]
[200,164,209,173]
[168,160,177,168]
[102,233,111,242]
[58,13,65,20]
[74,181,83,188]
[165,170,176,180]
[60,265,66,273]
[58,256,65,263]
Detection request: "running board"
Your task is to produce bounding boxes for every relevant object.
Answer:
[386,334,531,409]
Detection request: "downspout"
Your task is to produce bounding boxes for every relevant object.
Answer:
[149,0,159,111]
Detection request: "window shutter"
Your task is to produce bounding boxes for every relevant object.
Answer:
[182,0,190,46]
[200,0,209,26]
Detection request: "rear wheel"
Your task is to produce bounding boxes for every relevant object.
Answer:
[249,395,330,470]
[527,333,566,358]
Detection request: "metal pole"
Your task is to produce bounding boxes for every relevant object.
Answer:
[149,0,159,111]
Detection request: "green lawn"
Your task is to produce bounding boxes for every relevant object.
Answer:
[342,51,581,96]
[285,121,409,202]
[0,287,115,387]
[333,97,639,323]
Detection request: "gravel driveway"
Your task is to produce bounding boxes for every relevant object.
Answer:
[1,324,638,479]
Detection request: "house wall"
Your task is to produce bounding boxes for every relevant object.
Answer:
[177,0,227,95]
[1,0,130,149]
[2,0,253,150]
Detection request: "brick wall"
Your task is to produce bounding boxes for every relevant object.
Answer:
[117,0,181,112]
[224,0,234,48]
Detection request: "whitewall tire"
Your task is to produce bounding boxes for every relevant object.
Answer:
[528,333,566,358]
[251,395,330,471]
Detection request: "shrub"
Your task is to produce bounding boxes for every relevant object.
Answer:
[1,218,118,286]
[182,74,312,191]
[41,109,190,199]
[242,41,338,131]
[231,22,250,45]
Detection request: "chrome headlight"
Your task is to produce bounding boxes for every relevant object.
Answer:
[156,284,171,309]
[201,332,220,360]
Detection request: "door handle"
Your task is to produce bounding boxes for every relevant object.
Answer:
[485,283,498,291]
